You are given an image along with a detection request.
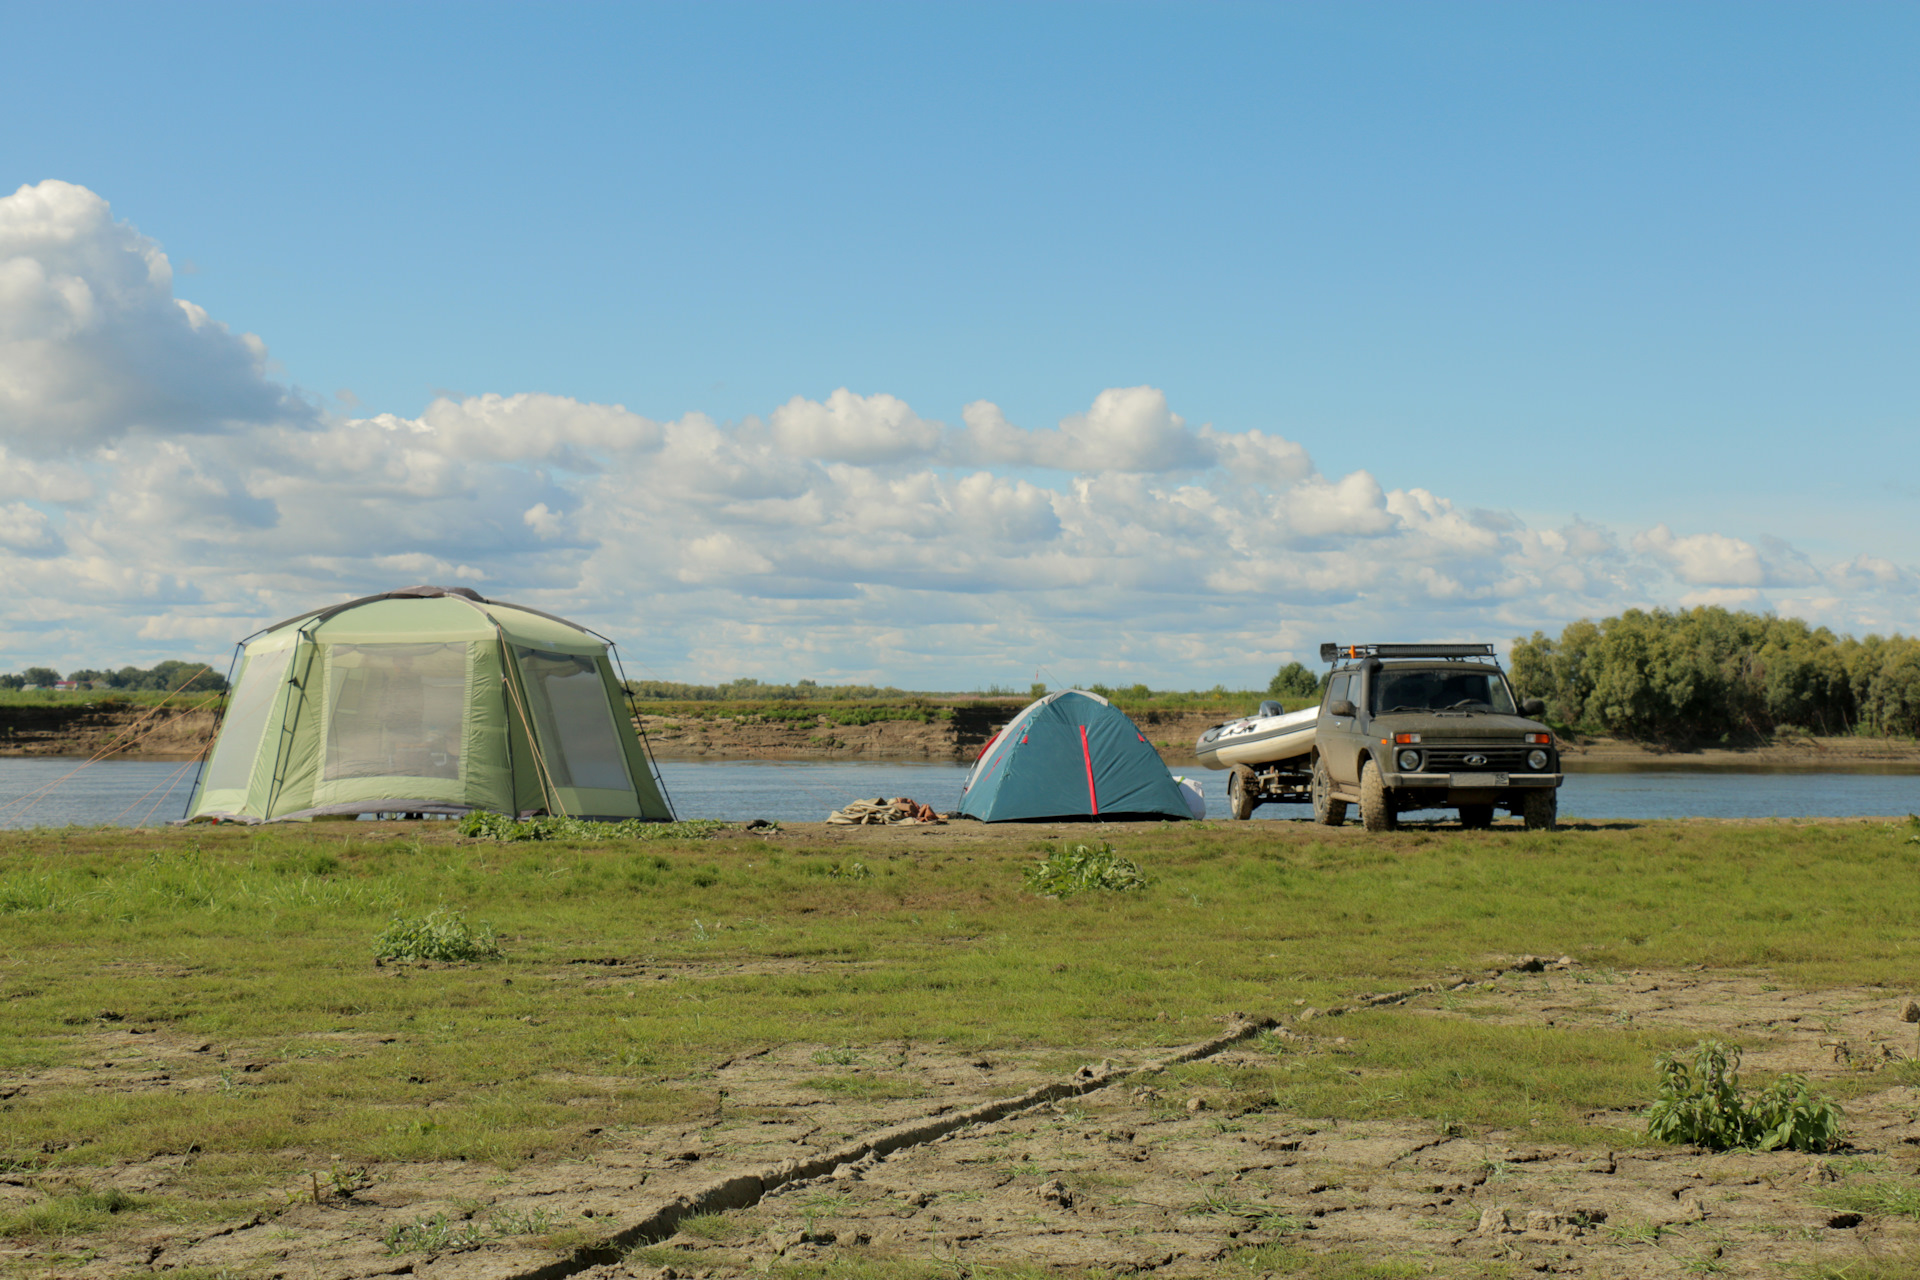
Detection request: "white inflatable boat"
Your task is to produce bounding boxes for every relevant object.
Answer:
[1194,702,1318,771]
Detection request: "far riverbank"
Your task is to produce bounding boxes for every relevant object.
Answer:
[3,700,1915,770]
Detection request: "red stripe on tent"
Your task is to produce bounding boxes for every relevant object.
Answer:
[1080,724,1099,815]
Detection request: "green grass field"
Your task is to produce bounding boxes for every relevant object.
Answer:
[3,815,1918,1269]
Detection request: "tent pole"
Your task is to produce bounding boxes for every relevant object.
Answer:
[180,642,244,820]
[443,595,566,818]
[496,634,567,818]
[608,642,678,822]
[261,631,321,821]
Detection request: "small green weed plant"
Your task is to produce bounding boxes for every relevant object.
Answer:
[371,910,501,963]
[1024,840,1147,897]
[1645,1039,1841,1152]
[458,812,727,842]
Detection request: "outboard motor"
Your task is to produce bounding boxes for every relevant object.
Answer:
[1257,700,1284,718]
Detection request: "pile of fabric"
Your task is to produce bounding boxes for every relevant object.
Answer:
[826,796,944,825]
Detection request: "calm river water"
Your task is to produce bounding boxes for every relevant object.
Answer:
[1,757,1916,829]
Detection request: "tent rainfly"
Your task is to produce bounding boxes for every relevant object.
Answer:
[957,690,1193,822]
[185,586,673,823]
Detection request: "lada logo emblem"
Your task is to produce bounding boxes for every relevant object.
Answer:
[1464,753,1488,767]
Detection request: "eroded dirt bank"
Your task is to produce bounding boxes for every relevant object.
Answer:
[0,703,217,759]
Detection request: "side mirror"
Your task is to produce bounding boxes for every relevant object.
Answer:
[1522,697,1546,717]
[1326,698,1356,719]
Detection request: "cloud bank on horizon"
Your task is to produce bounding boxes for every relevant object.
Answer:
[1,180,1914,687]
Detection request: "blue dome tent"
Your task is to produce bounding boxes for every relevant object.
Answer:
[957,690,1192,822]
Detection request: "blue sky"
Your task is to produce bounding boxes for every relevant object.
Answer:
[1,3,1915,686]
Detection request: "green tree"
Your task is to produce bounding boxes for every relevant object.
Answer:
[1863,638,1920,738]
[143,661,229,694]
[1268,661,1320,699]
[1513,607,1907,742]
[20,666,61,689]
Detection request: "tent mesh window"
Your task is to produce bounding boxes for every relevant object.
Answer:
[323,643,468,781]
[201,650,287,794]
[514,647,631,790]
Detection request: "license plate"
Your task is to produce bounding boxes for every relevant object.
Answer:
[1451,772,1508,788]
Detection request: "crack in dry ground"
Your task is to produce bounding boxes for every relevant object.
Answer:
[11,967,1920,1278]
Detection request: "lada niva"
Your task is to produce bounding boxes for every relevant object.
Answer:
[1310,642,1561,831]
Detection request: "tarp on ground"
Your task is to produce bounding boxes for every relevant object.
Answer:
[185,586,673,823]
[957,690,1191,822]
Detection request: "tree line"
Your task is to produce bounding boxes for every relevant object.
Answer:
[1509,607,1920,741]
[0,661,229,694]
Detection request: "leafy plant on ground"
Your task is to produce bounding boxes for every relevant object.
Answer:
[371,910,501,963]
[1645,1039,1841,1151]
[1024,840,1147,897]
[457,811,727,842]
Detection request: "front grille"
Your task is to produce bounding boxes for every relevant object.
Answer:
[1419,746,1534,771]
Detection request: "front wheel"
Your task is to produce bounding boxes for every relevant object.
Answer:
[1522,790,1558,832]
[1228,767,1255,821]
[1311,756,1347,827]
[1359,759,1396,833]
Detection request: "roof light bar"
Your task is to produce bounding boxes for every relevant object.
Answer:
[1319,642,1497,662]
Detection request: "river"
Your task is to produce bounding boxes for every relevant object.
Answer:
[0,757,1916,829]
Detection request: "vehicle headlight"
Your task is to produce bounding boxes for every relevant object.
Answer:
[1527,748,1549,771]
[1397,748,1421,771]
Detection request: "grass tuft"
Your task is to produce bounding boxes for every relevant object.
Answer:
[0,1188,143,1239]
[382,1204,559,1254]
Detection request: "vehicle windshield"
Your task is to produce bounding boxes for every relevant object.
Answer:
[1371,668,1516,715]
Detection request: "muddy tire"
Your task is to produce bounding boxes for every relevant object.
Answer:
[1359,759,1396,832]
[1228,767,1255,821]
[1311,755,1346,827]
[1457,804,1494,829]
[1522,790,1558,832]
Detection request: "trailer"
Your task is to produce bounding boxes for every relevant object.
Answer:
[1225,756,1316,820]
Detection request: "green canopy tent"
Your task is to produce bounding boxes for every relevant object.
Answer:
[184,586,674,823]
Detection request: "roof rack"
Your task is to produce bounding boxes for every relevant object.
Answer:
[1319,642,1497,663]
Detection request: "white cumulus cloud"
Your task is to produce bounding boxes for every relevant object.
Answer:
[769,388,941,463]
[0,180,310,453]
